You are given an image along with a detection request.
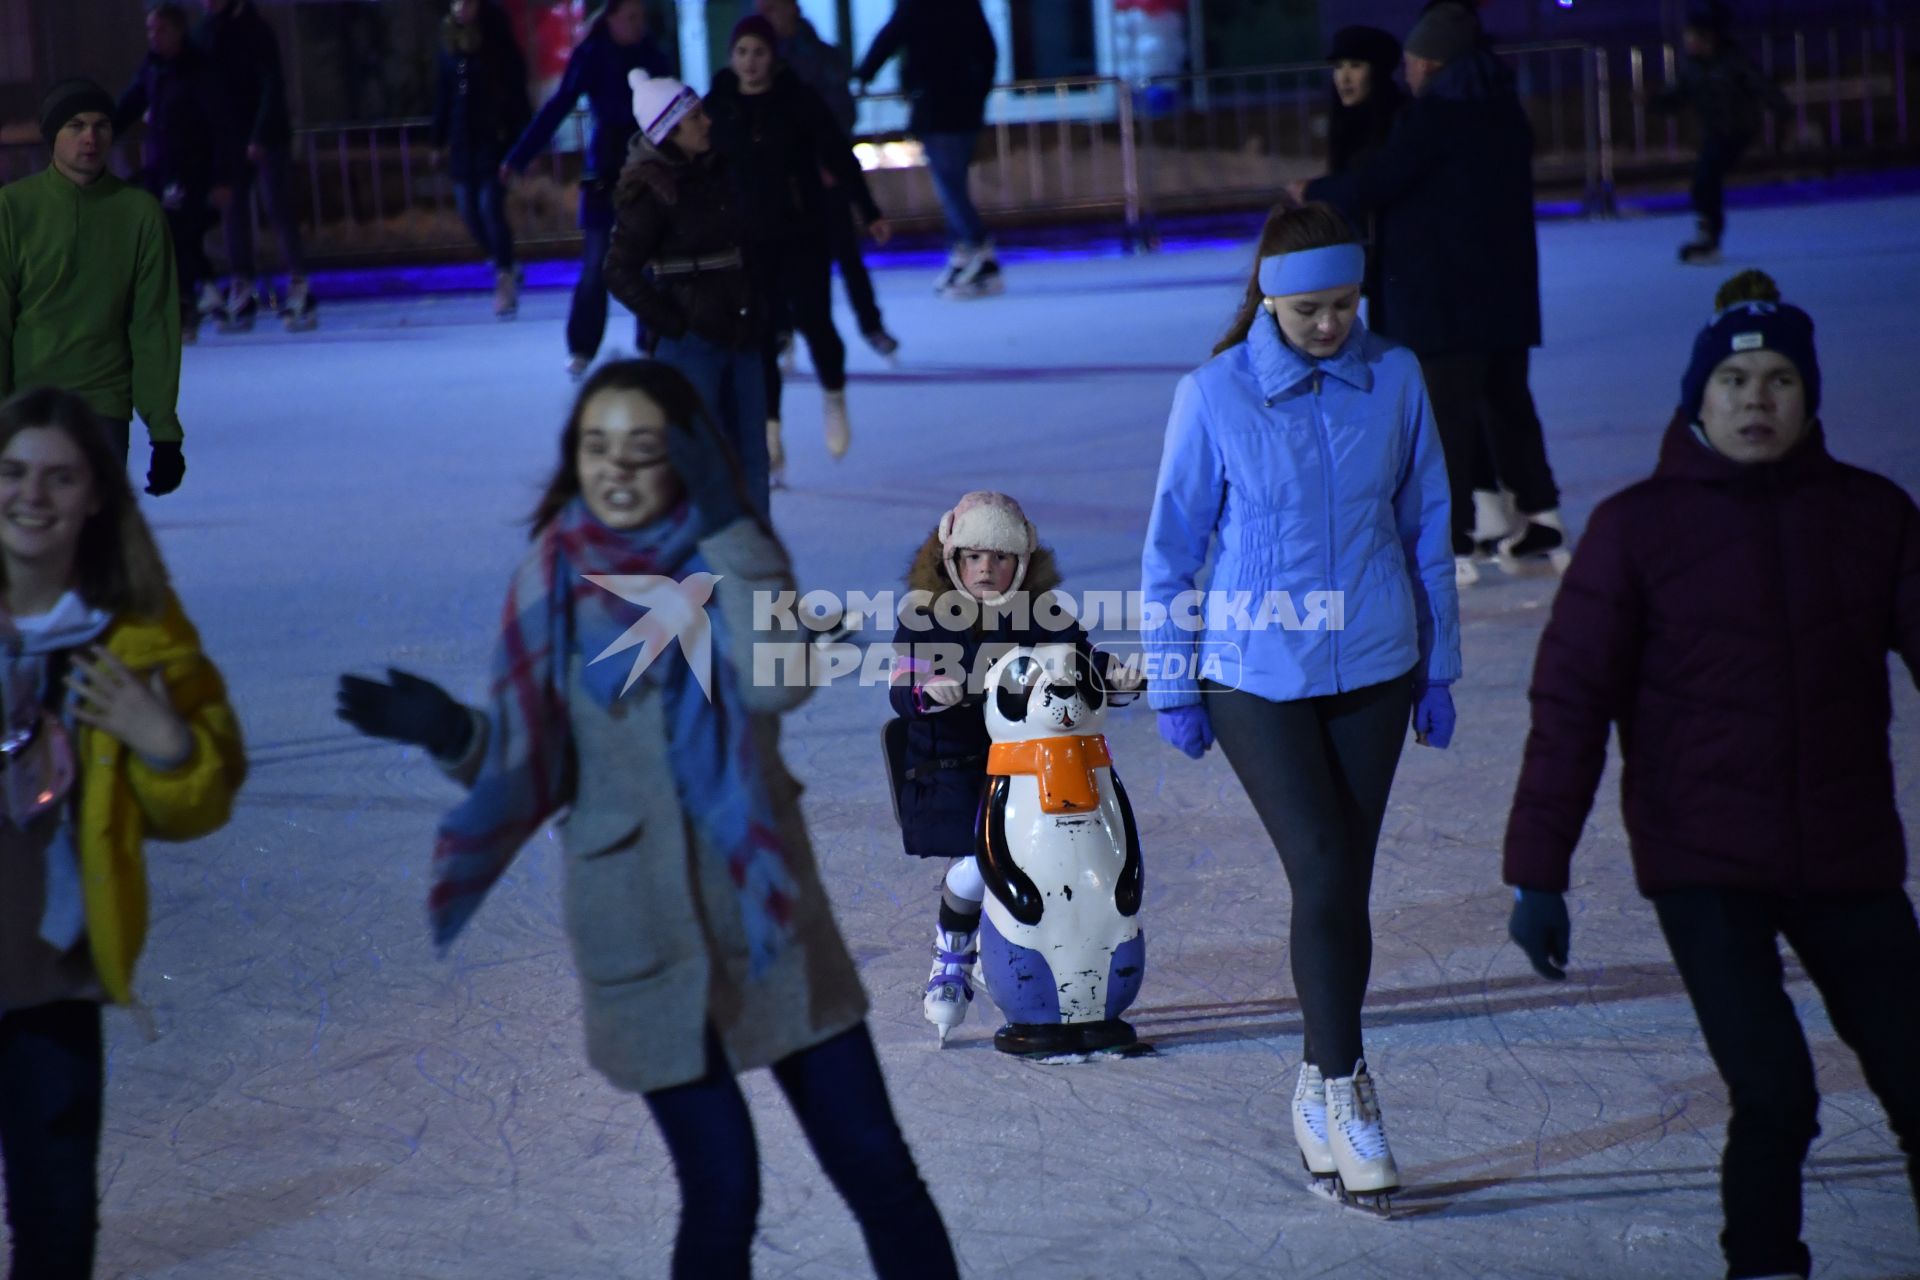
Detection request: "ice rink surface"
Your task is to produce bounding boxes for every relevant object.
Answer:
[71,196,1920,1278]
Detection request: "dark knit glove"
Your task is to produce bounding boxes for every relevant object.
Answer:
[336,669,473,761]
[1508,888,1570,981]
[667,420,746,538]
[146,442,186,496]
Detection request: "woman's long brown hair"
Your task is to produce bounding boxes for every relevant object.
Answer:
[1214,202,1364,355]
[0,387,171,618]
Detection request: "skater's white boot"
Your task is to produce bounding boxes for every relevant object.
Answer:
[195,280,226,318]
[1326,1060,1399,1211]
[934,245,972,295]
[823,390,851,459]
[944,242,1004,299]
[1470,488,1517,557]
[1497,508,1572,575]
[767,418,786,488]
[1454,554,1480,589]
[493,266,520,319]
[922,926,977,1045]
[1293,1062,1339,1180]
[280,276,318,331]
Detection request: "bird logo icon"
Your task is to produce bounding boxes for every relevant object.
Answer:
[582,572,725,698]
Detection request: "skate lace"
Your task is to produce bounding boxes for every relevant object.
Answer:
[1334,1074,1388,1161]
[927,934,976,999]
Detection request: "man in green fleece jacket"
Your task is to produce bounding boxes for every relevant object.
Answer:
[0,79,187,495]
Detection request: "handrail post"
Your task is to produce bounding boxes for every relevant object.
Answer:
[1589,46,1616,217]
[1115,77,1149,250]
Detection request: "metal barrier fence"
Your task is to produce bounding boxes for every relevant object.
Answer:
[2,21,1909,263]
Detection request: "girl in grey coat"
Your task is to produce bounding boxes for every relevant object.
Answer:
[337,361,957,1280]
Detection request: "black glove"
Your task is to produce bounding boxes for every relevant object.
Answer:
[146,442,186,496]
[1508,888,1570,981]
[667,420,745,538]
[336,669,473,760]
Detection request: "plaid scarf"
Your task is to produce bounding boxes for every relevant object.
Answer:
[430,499,799,973]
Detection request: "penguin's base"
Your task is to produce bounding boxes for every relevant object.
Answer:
[993,1018,1138,1058]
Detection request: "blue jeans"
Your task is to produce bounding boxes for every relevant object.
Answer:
[570,184,647,361]
[453,178,515,271]
[223,143,305,279]
[653,332,770,519]
[643,1024,958,1280]
[0,1002,103,1280]
[918,131,986,247]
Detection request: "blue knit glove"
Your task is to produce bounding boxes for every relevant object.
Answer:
[1412,680,1455,749]
[1508,888,1570,981]
[1157,705,1213,759]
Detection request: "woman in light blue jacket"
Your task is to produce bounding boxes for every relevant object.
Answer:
[1140,203,1460,1214]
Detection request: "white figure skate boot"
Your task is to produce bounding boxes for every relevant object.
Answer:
[922,926,977,1046]
[823,390,851,459]
[1470,488,1518,558]
[1326,1059,1398,1215]
[1293,1062,1339,1193]
[1454,555,1481,589]
[767,418,786,489]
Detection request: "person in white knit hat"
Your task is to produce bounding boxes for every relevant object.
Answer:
[605,70,775,516]
[886,492,1143,1045]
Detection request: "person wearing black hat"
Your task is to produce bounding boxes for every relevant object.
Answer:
[1504,268,1920,1280]
[1323,26,1406,328]
[1648,4,1795,263]
[1299,0,1568,589]
[0,79,187,495]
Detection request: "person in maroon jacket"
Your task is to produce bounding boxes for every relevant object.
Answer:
[1502,269,1920,1280]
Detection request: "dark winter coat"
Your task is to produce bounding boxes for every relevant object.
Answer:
[1327,67,1405,328]
[193,0,292,159]
[780,16,859,136]
[1504,414,1920,900]
[115,46,224,194]
[854,0,997,136]
[704,67,882,246]
[1652,47,1790,143]
[1305,50,1541,358]
[889,535,1104,860]
[504,20,670,183]
[605,135,760,351]
[432,5,532,184]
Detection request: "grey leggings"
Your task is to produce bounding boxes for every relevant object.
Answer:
[1205,672,1414,1075]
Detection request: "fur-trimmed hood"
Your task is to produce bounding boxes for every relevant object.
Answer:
[904,527,1061,598]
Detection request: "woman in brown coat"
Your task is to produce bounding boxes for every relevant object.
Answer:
[336,361,956,1280]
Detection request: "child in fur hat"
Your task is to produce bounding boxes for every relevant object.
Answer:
[888,491,1143,1042]
[1504,270,1920,1279]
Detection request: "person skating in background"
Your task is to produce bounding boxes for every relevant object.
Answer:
[195,0,315,332]
[707,17,891,483]
[1141,204,1459,1215]
[757,0,900,358]
[855,0,1001,299]
[0,81,187,495]
[335,360,959,1280]
[0,385,246,1280]
[887,491,1142,1044]
[1504,269,1920,1280]
[501,0,669,378]
[116,3,226,345]
[1323,25,1405,328]
[605,74,771,517]
[1649,2,1796,264]
[433,0,532,319]
[1301,1,1568,589]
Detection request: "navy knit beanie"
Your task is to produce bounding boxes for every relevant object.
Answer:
[1678,270,1820,423]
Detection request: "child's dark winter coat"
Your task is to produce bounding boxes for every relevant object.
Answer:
[888,533,1086,860]
[1505,412,1920,898]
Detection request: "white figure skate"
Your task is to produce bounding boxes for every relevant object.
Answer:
[1325,1060,1399,1217]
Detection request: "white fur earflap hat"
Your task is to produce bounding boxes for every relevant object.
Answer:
[629,70,700,147]
[940,491,1037,599]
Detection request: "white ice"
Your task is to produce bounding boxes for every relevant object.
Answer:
[72,195,1920,1278]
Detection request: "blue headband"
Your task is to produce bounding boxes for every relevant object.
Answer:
[1258,244,1365,297]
